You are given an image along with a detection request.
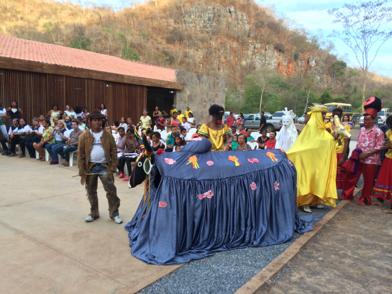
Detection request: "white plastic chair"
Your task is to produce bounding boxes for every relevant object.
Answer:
[45,149,50,161]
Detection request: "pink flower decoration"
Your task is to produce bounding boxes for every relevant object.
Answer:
[250,182,257,191]
[164,158,176,165]
[248,158,260,164]
[159,201,168,208]
[206,160,214,166]
[197,190,214,200]
[274,181,280,191]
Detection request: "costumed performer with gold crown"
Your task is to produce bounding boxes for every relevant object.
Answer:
[287,104,338,213]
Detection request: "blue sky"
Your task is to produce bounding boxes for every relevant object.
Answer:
[69,0,392,77]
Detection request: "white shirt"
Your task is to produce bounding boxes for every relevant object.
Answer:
[182,122,191,131]
[64,110,76,119]
[119,123,128,132]
[90,130,106,163]
[14,125,33,134]
[0,108,6,117]
[101,109,108,117]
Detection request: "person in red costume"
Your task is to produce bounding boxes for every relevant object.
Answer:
[342,96,386,205]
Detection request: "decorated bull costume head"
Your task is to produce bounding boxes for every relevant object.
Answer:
[128,135,156,188]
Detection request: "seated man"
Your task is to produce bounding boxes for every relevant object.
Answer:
[24,118,44,158]
[9,118,32,157]
[56,120,82,166]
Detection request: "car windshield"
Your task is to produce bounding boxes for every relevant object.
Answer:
[379,111,385,115]
[272,112,284,117]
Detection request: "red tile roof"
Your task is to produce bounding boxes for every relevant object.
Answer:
[0,35,179,88]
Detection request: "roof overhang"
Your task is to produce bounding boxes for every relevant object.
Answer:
[0,56,182,90]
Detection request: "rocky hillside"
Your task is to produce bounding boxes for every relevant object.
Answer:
[1,0,391,112]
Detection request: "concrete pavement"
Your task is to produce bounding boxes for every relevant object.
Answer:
[257,203,392,293]
[0,156,179,293]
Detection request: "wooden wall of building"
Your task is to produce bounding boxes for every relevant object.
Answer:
[0,69,147,123]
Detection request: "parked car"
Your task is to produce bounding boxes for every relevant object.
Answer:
[244,113,261,129]
[244,112,274,130]
[267,111,297,130]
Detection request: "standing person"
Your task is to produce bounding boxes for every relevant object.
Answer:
[226,112,235,128]
[331,108,351,189]
[7,101,22,122]
[139,110,152,130]
[78,111,122,224]
[99,103,107,117]
[169,112,181,128]
[48,105,61,126]
[259,111,267,130]
[152,106,162,125]
[57,120,82,166]
[342,97,385,205]
[198,104,232,151]
[0,104,9,154]
[373,115,392,207]
[236,113,245,129]
[287,104,338,213]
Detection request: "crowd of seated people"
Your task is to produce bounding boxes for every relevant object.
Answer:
[0,102,279,179]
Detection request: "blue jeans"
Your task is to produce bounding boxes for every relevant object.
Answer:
[45,142,65,162]
[56,145,77,161]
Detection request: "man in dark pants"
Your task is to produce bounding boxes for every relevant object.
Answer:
[259,111,267,131]
[78,111,122,224]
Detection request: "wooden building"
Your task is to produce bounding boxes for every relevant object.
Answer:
[0,36,181,123]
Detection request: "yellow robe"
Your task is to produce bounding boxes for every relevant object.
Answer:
[287,111,337,207]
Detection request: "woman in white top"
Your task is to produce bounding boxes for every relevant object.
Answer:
[64,105,77,119]
[48,105,61,126]
[100,103,108,117]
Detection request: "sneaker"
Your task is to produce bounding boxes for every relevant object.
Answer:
[112,215,123,224]
[84,215,99,223]
[303,205,312,213]
[118,172,124,179]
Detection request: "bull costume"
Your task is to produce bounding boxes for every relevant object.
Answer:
[125,105,311,265]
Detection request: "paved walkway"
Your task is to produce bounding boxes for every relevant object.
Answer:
[258,203,392,293]
[0,156,179,293]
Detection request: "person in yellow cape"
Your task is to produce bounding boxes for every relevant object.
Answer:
[287,104,337,212]
[197,104,232,151]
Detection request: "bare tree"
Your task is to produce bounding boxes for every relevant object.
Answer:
[330,0,392,101]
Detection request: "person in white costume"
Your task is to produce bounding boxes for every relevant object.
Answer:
[276,108,298,152]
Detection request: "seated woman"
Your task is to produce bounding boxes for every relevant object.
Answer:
[45,120,67,164]
[236,133,252,151]
[197,104,231,151]
[151,132,165,153]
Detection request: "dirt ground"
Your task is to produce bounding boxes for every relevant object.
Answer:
[258,202,392,294]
